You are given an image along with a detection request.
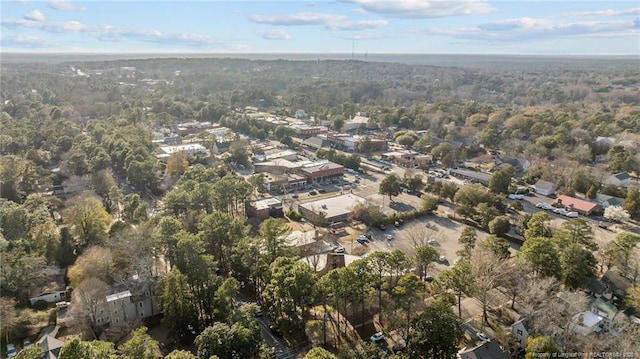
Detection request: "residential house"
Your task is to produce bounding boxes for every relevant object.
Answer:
[571,311,605,335]
[600,268,633,300]
[246,197,283,220]
[495,156,531,173]
[533,179,557,196]
[594,193,625,209]
[449,168,492,186]
[589,297,619,324]
[511,318,530,348]
[606,172,632,187]
[458,339,511,359]
[92,281,159,327]
[554,195,601,216]
[36,334,65,359]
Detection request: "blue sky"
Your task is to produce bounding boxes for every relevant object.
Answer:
[1,0,639,55]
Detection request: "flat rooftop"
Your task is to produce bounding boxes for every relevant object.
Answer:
[299,194,365,219]
[252,197,282,210]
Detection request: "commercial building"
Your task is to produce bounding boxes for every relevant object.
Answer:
[297,161,344,184]
[449,168,492,186]
[289,124,328,138]
[246,197,283,220]
[298,194,365,225]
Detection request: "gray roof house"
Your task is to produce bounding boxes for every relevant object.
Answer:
[458,339,511,359]
[606,172,632,187]
[511,318,530,348]
[533,179,557,196]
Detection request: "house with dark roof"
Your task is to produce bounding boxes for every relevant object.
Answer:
[554,195,601,216]
[533,179,557,196]
[606,172,632,187]
[458,339,511,359]
[594,193,625,209]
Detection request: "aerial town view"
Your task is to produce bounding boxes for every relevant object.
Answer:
[1,0,639,359]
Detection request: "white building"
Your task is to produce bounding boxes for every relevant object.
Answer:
[158,143,209,156]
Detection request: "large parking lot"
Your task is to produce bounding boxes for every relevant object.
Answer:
[339,213,491,274]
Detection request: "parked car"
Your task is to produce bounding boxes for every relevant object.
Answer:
[255,306,263,317]
[394,221,400,227]
[308,190,318,195]
[386,234,394,241]
[318,189,326,193]
[334,246,346,253]
[476,332,490,341]
[364,233,373,240]
[356,237,368,245]
[23,339,31,349]
[565,211,579,218]
[370,332,385,343]
[423,275,435,282]
[6,343,17,358]
[439,256,447,263]
[508,194,524,200]
[428,239,437,245]
[291,194,299,199]
[379,224,386,230]
[553,208,567,215]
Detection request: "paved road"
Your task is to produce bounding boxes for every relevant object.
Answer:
[233,294,297,359]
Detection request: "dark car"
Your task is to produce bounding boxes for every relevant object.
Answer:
[379,224,386,230]
[356,237,368,245]
[423,275,435,282]
[318,189,326,193]
[269,325,283,337]
[364,233,372,240]
[309,190,318,195]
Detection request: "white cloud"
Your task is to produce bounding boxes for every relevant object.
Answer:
[47,0,75,11]
[1,35,51,48]
[14,0,31,3]
[254,28,292,40]
[248,12,345,26]
[563,7,640,18]
[328,19,388,31]
[344,0,495,18]
[248,12,388,31]
[23,10,45,21]
[425,17,640,42]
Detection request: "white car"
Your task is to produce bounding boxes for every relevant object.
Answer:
[334,246,346,253]
[508,194,523,200]
[6,344,17,358]
[536,202,547,208]
[23,339,32,349]
[439,256,447,263]
[553,208,567,215]
[386,234,394,241]
[427,239,437,245]
[370,332,385,343]
[476,332,490,341]
[565,211,579,218]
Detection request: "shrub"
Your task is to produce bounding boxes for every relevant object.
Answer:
[32,300,49,311]
[286,209,303,221]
